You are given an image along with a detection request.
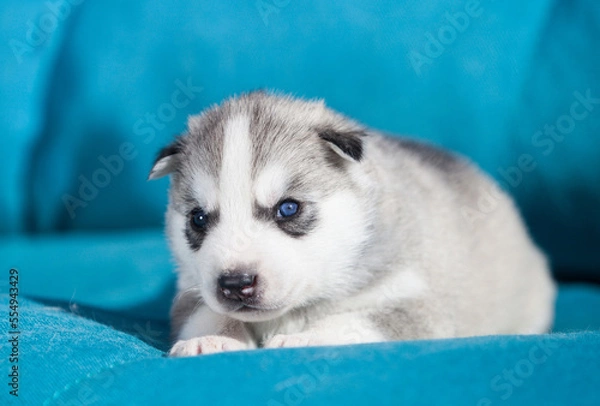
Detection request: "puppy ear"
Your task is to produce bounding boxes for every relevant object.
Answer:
[148,139,183,180]
[318,128,366,162]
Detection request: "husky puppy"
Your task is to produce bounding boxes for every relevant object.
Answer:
[149,92,556,356]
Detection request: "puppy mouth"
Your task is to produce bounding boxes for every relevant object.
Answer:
[211,282,289,317]
[232,303,281,313]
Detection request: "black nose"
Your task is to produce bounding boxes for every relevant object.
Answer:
[218,274,257,301]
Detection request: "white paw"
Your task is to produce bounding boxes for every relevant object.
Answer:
[263,333,322,348]
[169,335,247,357]
[264,326,382,349]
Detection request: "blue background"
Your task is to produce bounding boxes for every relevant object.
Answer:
[1,0,599,404]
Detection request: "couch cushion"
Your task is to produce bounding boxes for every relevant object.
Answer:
[0,230,174,320]
[3,240,599,404]
[0,295,161,404]
[4,294,598,405]
[53,332,600,406]
[2,0,599,276]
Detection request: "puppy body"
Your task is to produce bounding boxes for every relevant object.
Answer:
[150,93,555,356]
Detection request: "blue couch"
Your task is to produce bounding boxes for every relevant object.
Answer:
[2,0,600,404]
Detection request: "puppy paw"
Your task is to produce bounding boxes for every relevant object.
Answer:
[264,326,380,349]
[263,333,320,348]
[169,335,247,357]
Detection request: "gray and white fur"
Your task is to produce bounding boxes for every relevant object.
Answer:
[149,92,556,356]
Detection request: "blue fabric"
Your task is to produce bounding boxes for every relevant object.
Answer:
[1,0,600,405]
[0,230,174,319]
[2,232,600,405]
[1,288,599,405]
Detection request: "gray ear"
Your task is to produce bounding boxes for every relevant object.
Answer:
[148,140,182,180]
[318,129,366,162]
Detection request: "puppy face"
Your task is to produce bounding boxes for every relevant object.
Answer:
[150,93,373,322]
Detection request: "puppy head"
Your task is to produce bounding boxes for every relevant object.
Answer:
[150,93,374,322]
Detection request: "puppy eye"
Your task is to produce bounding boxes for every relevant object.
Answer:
[190,208,209,231]
[276,201,299,219]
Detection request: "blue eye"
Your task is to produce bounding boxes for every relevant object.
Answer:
[277,201,299,218]
[190,209,209,230]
